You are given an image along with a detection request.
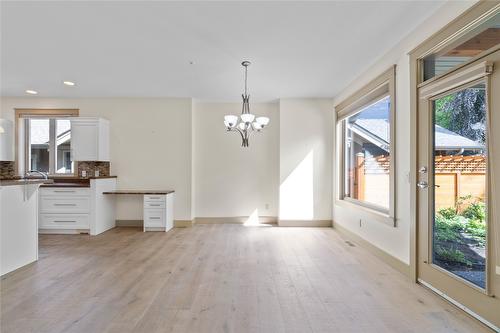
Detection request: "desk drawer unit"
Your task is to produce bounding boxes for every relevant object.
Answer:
[143,193,173,232]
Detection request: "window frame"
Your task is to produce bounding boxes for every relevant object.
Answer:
[335,66,396,224]
[15,109,79,177]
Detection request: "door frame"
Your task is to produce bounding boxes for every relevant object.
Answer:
[409,0,500,283]
[418,69,493,291]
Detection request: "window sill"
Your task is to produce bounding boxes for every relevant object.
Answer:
[334,199,396,227]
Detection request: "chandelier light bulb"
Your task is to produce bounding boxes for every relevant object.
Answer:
[252,122,263,130]
[241,113,255,123]
[256,116,270,126]
[238,122,247,131]
[224,115,238,127]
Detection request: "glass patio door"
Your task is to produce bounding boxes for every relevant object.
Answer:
[417,50,500,330]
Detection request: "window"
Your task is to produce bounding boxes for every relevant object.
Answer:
[336,66,395,217]
[15,109,78,175]
[344,96,391,210]
[422,11,500,82]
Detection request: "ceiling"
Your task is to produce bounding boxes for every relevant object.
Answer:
[1,1,445,101]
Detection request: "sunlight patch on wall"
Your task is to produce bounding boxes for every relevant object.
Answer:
[279,151,314,220]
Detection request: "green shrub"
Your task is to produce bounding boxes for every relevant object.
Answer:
[464,219,486,246]
[435,245,472,266]
[438,207,457,219]
[462,201,486,222]
[434,214,464,242]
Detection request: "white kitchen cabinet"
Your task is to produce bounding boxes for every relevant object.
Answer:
[0,119,14,161]
[143,193,174,232]
[71,118,110,161]
[39,178,116,235]
[0,183,39,276]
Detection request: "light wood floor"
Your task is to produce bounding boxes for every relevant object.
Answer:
[0,225,492,333]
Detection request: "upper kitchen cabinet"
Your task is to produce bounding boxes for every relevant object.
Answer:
[0,119,14,161]
[71,118,110,161]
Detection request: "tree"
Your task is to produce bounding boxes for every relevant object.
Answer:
[434,88,486,144]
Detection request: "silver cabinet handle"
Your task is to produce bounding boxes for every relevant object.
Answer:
[54,220,76,223]
[149,217,161,220]
[149,204,161,206]
[54,190,76,193]
[54,203,77,206]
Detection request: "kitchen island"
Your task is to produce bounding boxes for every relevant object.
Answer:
[0,179,52,276]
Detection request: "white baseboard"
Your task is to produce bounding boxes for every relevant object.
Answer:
[278,219,332,227]
[116,220,194,228]
[38,229,89,235]
[333,221,411,278]
[194,216,278,224]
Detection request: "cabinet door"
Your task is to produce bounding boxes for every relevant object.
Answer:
[97,119,110,161]
[0,119,14,161]
[71,121,98,161]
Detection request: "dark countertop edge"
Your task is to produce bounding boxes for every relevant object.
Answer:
[40,183,90,188]
[103,190,175,195]
[87,176,118,179]
[0,179,54,186]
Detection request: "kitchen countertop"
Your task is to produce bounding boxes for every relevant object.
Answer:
[37,176,117,187]
[103,190,175,195]
[0,179,54,186]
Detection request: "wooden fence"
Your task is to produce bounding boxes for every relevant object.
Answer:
[435,172,485,210]
[353,154,486,210]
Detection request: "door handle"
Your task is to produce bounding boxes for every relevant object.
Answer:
[417,181,440,189]
[417,181,428,189]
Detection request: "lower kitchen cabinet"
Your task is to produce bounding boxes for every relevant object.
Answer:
[39,178,116,235]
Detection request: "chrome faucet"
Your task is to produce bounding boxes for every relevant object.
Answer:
[25,170,48,179]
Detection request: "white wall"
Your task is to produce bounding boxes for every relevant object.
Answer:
[1,97,332,223]
[332,1,476,264]
[193,101,279,218]
[279,98,333,221]
[0,97,193,221]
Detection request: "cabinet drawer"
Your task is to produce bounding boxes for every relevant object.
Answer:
[39,214,89,229]
[40,188,90,197]
[144,209,165,227]
[40,197,90,214]
[144,201,166,209]
[144,195,166,203]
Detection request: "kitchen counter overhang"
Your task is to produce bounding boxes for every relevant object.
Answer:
[0,178,54,186]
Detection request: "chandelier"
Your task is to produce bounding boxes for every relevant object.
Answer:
[224,61,270,147]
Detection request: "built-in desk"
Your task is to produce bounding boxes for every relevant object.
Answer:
[103,190,174,232]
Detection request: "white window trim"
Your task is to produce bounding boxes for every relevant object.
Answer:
[335,65,397,226]
[14,109,79,177]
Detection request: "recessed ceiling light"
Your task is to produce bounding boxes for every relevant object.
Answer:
[25,89,38,95]
[63,81,76,86]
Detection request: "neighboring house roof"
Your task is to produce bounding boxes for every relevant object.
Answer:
[30,119,71,145]
[349,97,484,151]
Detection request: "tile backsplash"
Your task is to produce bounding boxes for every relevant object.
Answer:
[76,161,110,177]
[0,161,16,180]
